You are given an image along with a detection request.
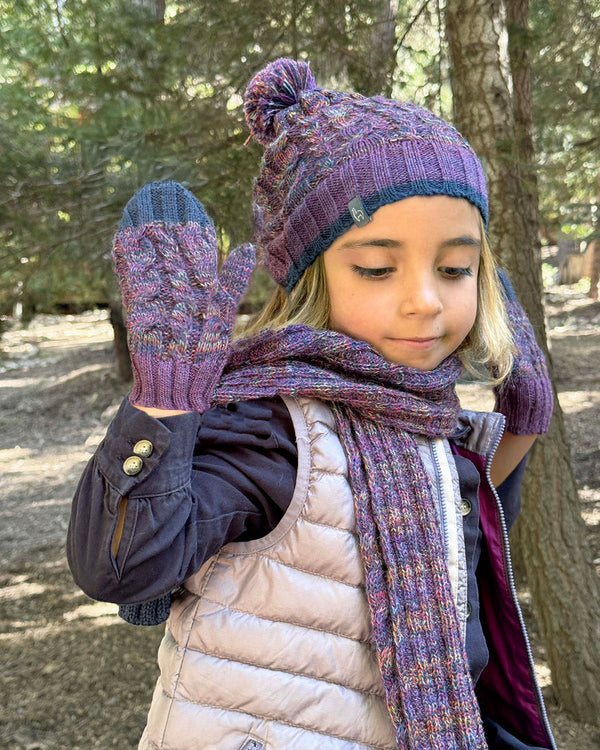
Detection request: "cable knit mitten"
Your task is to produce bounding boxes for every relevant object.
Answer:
[112,181,255,411]
[493,268,553,434]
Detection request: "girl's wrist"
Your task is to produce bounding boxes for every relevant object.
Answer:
[131,403,192,417]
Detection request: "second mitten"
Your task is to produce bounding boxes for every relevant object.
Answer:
[493,268,553,434]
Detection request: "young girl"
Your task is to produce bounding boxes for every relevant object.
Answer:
[68,58,556,750]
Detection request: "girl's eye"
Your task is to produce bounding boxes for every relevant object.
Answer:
[352,265,394,279]
[440,266,473,279]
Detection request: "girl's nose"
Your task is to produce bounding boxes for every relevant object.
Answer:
[398,277,443,316]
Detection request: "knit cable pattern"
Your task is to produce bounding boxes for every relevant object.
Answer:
[493,269,553,434]
[112,181,255,411]
[244,58,488,291]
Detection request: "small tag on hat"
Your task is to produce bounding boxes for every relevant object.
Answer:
[348,196,371,227]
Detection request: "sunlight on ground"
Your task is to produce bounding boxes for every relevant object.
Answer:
[63,601,120,623]
[535,663,552,688]
[0,310,113,376]
[456,382,494,412]
[0,375,47,389]
[0,580,47,600]
[0,362,111,390]
[0,446,92,475]
[557,390,600,412]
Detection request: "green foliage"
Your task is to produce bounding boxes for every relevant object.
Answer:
[530,0,600,239]
[393,0,453,118]
[0,0,392,316]
[1,0,597,317]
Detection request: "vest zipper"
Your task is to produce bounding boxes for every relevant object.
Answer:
[430,437,465,630]
[484,421,557,750]
[429,439,449,555]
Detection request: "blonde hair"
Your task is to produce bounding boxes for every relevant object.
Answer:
[459,219,515,384]
[239,217,514,384]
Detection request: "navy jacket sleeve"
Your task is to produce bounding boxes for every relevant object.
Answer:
[495,453,528,531]
[67,396,297,605]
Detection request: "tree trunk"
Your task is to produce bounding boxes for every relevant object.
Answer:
[586,193,600,299]
[506,0,539,252]
[588,239,600,299]
[446,0,600,722]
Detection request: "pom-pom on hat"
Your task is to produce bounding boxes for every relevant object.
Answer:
[244,57,488,292]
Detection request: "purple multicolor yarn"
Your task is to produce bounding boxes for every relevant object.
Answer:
[208,326,488,748]
[494,269,553,434]
[112,181,254,412]
[244,58,488,291]
[113,181,488,745]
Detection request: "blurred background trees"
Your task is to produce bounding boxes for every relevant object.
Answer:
[1,0,599,722]
[2,0,597,322]
[0,0,403,324]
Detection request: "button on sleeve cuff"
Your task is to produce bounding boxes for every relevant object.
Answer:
[95,397,202,494]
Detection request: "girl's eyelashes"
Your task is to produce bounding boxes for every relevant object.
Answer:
[351,265,474,279]
[351,265,395,279]
[439,266,474,279]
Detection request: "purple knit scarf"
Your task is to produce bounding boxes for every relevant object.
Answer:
[214,324,487,749]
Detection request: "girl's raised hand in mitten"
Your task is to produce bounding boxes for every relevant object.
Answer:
[494,268,553,435]
[112,181,255,412]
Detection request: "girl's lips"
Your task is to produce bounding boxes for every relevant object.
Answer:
[386,337,441,349]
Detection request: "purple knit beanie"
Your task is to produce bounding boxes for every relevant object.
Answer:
[244,57,488,292]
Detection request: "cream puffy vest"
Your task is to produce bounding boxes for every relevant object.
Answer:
[139,396,464,750]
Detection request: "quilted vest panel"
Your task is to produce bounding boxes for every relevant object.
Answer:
[139,396,397,750]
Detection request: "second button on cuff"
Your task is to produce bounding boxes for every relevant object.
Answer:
[123,455,143,476]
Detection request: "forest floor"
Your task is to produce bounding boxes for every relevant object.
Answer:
[0,283,599,750]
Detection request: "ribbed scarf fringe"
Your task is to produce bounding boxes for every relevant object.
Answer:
[214,325,488,749]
